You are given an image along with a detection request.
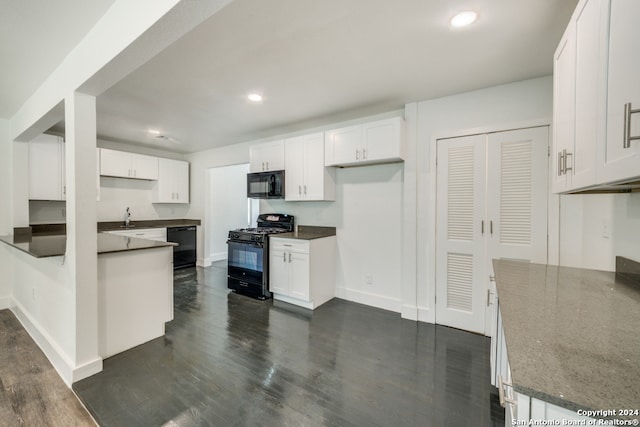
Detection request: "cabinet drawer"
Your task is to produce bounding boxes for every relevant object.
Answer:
[269,238,309,253]
[104,228,167,242]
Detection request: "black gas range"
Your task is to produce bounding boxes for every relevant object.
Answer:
[227,213,294,300]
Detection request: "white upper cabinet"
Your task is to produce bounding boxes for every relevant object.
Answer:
[325,117,405,167]
[29,134,65,201]
[553,0,640,192]
[284,132,335,201]
[152,158,190,203]
[552,0,606,193]
[600,0,640,183]
[250,140,285,173]
[100,148,158,180]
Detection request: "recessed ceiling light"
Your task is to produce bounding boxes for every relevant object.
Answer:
[248,93,263,103]
[148,129,161,136]
[450,11,478,28]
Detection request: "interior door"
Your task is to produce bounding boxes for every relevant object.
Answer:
[486,127,549,264]
[435,127,549,335]
[435,134,487,334]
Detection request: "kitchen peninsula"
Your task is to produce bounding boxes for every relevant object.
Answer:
[0,228,177,358]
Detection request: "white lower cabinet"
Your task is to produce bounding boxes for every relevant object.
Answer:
[103,228,167,242]
[269,236,336,309]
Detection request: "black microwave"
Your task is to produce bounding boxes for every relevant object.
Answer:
[247,170,285,199]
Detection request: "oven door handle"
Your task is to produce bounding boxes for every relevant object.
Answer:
[226,240,264,248]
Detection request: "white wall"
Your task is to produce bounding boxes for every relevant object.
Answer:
[262,163,404,312]
[209,163,251,261]
[0,119,12,308]
[559,193,640,271]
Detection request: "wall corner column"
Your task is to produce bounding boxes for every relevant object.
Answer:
[65,92,102,381]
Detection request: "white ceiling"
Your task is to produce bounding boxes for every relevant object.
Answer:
[0,0,116,119]
[4,0,578,154]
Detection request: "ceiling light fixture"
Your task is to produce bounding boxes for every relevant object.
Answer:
[248,93,263,103]
[450,11,478,28]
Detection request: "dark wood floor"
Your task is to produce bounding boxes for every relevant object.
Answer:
[74,262,505,426]
[0,310,96,426]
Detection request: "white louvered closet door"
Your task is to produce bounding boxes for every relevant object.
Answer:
[486,127,548,264]
[435,134,487,334]
[436,127,549,335]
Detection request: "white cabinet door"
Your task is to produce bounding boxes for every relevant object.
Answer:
[269,248,289,295]
[29,134,65,201]
[100,148,158,180]
[325,125,361,166]
[552,22,576,193]
[362,117,404,163]
[100,148,132,178]
[130,153,158,180]
[571,0,605,190]
[153,158,189,203]
[250,140,285,172]
[601,0,640,183]
[284,137,306,201]
[435,134,487,334]
[285,132,334,201]
[173,159,189,202]
[289,251,310,301]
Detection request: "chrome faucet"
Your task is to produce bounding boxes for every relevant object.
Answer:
[124,207,131,227]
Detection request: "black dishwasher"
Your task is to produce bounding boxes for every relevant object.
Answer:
[167,226,197,269]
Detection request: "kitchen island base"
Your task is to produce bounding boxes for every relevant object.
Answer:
[98,246,173,358]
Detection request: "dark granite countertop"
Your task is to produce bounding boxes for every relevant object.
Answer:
[275,225,336,240]
[97,219,200,232]
[0,232,176,258]
[492,259,640,415]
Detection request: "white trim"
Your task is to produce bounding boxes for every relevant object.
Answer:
[335,288,401,313]
[401,304,418,320]
[430,118,551,143]
[0,296,10,310]
[11,301,76,387]
[210,252,227,262]
[72,357,103,384]
[8,300,103,386]
[197,256,212,267]
[417,306,435,324]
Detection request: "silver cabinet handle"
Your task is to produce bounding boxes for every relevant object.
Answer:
[288,252,292,263]
[262,162,265,171]
[304,185,307,195]
[298,185,302,195]
[266,161,269,170]
[563,149,572,174]
[486,289,493,307]
[557,151,563,176]
[624,102,640,149]
[283,252,286,262]
[489,275,495,282]
[490,220,494,236]
[363,148,367,159]
[481,220,484,235]
[356,149,359,160]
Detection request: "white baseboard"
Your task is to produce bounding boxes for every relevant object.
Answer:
[10,300,103,387]
[335,288,401,313]
[401,304,418,321]
[210,252,226,262]
[197,256,212,267]
[0,296,10,310]
[417,306,435,324]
